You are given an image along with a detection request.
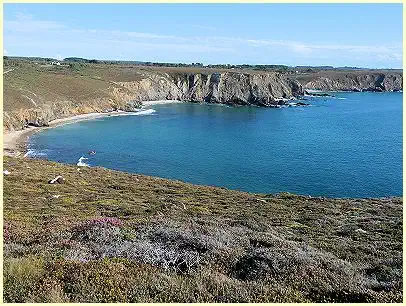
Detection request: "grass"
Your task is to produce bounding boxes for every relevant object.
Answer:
[3,156,403,302]
[3,62,146,131]
[4,61,401,132]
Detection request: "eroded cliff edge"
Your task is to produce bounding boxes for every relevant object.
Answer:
[3,64,402,132]
[295,71,402,92]
[3,68,303,132]
[114,71,303,105]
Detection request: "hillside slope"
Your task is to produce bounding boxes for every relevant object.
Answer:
[3,157,402,302]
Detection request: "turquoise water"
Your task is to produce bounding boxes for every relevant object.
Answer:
[28,92,402,198]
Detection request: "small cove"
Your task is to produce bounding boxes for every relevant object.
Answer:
[27,92,402,198]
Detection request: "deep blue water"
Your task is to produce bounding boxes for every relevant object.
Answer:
[28,92,402,198]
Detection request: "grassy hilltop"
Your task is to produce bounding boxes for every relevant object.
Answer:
[3,157,403,303]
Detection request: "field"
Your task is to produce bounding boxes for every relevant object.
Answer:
[3,156,403,303]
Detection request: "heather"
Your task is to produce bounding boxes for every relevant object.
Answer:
[3,157,403,302]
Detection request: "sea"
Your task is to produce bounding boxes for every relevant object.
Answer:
[27,92,402,198]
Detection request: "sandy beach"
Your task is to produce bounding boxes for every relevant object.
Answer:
[3,112,117,156]
[3,100,184,156]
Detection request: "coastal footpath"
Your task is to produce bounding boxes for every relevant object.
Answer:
[3,62,402,133]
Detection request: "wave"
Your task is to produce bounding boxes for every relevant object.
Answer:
[204,102,235,108]
[77,156,90,167]
[325,97,347,100]
[133,109,156,116]
[109,109,156,117]
[24,149,48,158]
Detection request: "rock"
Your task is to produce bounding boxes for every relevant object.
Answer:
[48,175,65,184]
[256,198,267,203]
[88,150,96,155]
[296,102,310,106]
[355,228,367,234]
[3,170,10,175]
[115,71,304,108]
[123,101,142,111]
[304,90,333,97]
[27,117,49,127]
[108,185,122,190]
[300,72,402,92]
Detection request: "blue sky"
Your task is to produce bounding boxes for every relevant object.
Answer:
[3,3,403,68]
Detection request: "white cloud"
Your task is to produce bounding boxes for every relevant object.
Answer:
[4,49,8,55]
[243,38,402,65]
[3,14,402,67]
[290,43,313,54]
[4,13,66,33]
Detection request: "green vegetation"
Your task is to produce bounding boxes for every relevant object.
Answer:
[3,59,151,131]
[3,157,403,302]
[8,56,399,73]
[2,58,403,301]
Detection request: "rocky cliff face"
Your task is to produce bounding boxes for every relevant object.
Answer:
[4,71,303,132]
[299,72,402,92]
[3,67,402,132]
[114,71,304,106]
[3,97,132,132]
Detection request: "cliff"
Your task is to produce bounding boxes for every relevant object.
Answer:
[296,71,402,92]
[114,71,303,106]
[3,64,303,131]
[3,63,402,132]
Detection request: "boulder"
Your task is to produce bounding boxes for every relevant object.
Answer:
[48,175,65,184]
[296,102,310,106]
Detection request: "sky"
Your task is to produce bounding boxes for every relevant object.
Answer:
[3,3,403,68]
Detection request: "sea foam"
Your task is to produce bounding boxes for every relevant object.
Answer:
[109,109,156,117]
[77,156,90,167]
[24,149,48,158]
[132,109,156,116]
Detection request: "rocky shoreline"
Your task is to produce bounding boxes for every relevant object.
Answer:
[3,65,402,133]
[295,71,402,92]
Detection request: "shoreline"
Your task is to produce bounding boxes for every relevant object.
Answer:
[3,100,183,156]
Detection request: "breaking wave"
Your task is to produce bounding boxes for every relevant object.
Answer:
[109,109,156,117]
[77,156,90,167]
[24,149,48,158]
